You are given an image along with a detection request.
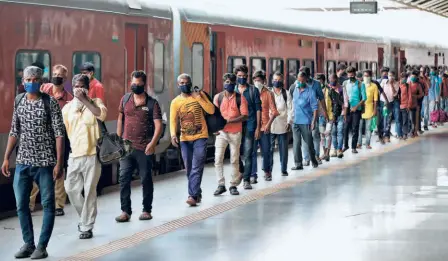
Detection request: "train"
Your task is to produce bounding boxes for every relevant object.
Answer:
[1,0,447,214]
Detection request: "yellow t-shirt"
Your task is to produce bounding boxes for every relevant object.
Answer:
[62,98,108,158]
[362,83,378,119]
[169,92,215,142]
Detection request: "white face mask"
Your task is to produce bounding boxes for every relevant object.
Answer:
[72,88,88,111]
[254,81,263,90]
[363,77,371,84]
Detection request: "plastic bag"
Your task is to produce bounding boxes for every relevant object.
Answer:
[370,116,377,131]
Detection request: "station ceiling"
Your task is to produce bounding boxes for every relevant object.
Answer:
[392,0,448,17]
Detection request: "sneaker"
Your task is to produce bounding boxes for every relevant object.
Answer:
[229,186,239,195]
[281,171,288,176]
[312,161,319,168]
[243,181,252,190]
[55,208,65,216]
[292,165,303,170]
[250,177,258,184]
[337,150,344,158]
[214,185,227,196]
[352,149,358,154]
[14,243,35,259]
[115,212,131,223]
[264,173,272,181]
[186,196,197,206]
[30,247,48,260]
[303,160,310,166]
[424,126,429,131]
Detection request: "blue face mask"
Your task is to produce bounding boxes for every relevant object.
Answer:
[296,82,307,88]
[382,76,388,80]
[330,81,337,87]
[237,77,247,85]
[411,76,418,83]
[273,81,283,88]
[24,82,41,94]
[179,84,191,94]
[224,83,236,93]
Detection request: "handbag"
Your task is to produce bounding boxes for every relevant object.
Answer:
[96,120,133,165]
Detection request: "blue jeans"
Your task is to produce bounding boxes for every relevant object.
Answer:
[302,125,320,162]
[251,132,272,177]
[358,118,373,146]
[332,115,344,150]
[293,124,318,166]
[239,130,257,182]
[14,165,55,248]
[421,96,429,128]
[270,133,288,173]
[393,99,402,137]
[180,138,207,200]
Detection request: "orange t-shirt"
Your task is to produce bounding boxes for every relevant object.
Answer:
[213,92,249,133]
[259,88,279,131]
[41,83,73,109]
[88,78,105,102]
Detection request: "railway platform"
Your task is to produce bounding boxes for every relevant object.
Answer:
[1,126,448,261]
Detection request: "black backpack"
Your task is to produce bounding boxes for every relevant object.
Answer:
[121,92,166,144]
[202,91,227,134]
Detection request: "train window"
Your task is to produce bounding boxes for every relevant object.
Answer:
[250,57,266,83]
[370,62,378,79]
[299,39,313,48]
[227,56,246,73]
[303,59,315,78]
[15,50,51,89]
[192,43,204,90]
[269,58,284,86]
[153,41,164,93]
[360,61,369,71]
[338,61,347,66]
[326,61,336,82]
[287,59,300,88]
[350,61,358,70]
[72,52,102,82]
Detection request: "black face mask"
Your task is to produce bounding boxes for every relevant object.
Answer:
[131,84,145,94]
[51,77,64,86]
[349,76,356,82]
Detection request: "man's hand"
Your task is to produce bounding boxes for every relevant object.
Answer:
[73,88,86,100]
[1,160,10,177]
[171,136,179,148]
[53,163,62,181]
[264,124,271,134]
[350,107,357,113]
[311,122,315,131]
[255,128,261,140]
[191,92,200,99]
[145,143,156,155]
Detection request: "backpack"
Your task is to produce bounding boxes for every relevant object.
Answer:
[217,91,241,112]
[121,93,166,144]
[202,91,227,134]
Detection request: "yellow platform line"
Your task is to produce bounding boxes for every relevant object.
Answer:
[61,128,447,261]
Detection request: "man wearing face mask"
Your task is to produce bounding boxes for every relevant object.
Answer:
[381,71,401,141]
[408,71,424,137]
[270,71,291,176]
[288,72,319,169]
[213,73,248,196]
[298,66,327,166]
[170,74,215,206]
[428,66,442,127]
[380,67,390,85]
[62,74,107,240]
[250,70,279,182]
[79,62,105,102]
[29,64,73,216]
[342,66,366,154]
[234,65,261,189]
[115,71,163,222]
[357,70,378,149]
[419,67,430,132]
[2,66,65,259]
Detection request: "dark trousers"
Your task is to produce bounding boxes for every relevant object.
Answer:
[343,110,362,149]
[382,102,394,138]
[410,108,418,134]
[393,100,402,137]
[239,130,256,182]
[14,165,55,248]
[270,133,288,173]
[251,132,272,177]
[119,149,154,215]
[292,124,317,166]
[400,109,410,136]
[180,138,207,199]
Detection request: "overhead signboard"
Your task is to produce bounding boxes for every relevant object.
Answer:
[350,1,378,14]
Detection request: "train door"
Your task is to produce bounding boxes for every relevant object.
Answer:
[378,47,384,69]
[316,41,325,74]
[124,24,148,92]
[211,31,226,95]
[435,53,439,67]
[399,50,406,73]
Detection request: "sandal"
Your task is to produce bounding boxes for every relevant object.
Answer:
[79,230,93,240]
[139,212,153,221]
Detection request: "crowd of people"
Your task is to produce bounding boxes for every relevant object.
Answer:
[1,61,446,259]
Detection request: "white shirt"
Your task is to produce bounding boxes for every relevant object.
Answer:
[271,88,291,134]
[380,80,399,102]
